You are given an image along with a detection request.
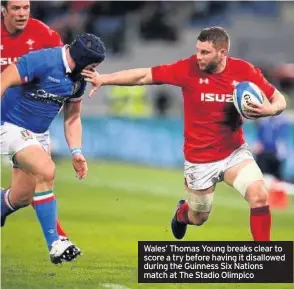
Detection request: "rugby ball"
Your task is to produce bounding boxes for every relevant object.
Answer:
[233,81,264,119]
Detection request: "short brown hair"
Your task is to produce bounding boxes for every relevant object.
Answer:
[2,1,31,9]
[197,26,230,50]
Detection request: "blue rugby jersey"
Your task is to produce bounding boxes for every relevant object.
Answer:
[1,46,86,133]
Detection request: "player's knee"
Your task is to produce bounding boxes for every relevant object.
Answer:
[187,189,212,226]
[34,161,55,185]
[246,181,268,208]
[187,190,214,216]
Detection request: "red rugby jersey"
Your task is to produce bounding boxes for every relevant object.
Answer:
[152,56,275,163]
[1,18,63,71]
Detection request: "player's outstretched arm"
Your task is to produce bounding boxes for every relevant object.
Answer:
[1,64,22,98]
[64,101,88,179]
[81,68,153,97]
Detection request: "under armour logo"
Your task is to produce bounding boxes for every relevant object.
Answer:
[199,78,209,84]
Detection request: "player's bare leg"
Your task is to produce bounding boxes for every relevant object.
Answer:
[10,167,80,244]
[5,139,78,242]
[224,159,271,241]
[2,145,81,263]
[10,158,69,238]
[171,185,214,239]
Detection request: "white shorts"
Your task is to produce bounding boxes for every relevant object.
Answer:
[184,144,254,190]
[1,122,50,167]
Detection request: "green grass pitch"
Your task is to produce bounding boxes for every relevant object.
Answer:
[1,160,293,289]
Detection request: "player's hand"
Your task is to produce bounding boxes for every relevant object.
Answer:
[245,93,274,118]
[72,153,88,179]
[81,68,102,98]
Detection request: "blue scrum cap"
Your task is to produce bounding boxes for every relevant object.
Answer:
[69,33,106,74]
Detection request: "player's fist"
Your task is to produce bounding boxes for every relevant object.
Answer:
[72,153,88,179]
[81,68,102,98]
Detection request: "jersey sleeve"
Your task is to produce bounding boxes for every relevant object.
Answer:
[16,51,46,83]
[31,19,63,48]
[151,58,188,87]
[47,29,63,47]
[66,79,87,103]
[249,66,275,100]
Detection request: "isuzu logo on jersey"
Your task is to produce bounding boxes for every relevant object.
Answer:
[201,93,233,102]
[0,57,20,66]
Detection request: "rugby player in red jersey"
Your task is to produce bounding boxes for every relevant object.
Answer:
[81,27,286,241]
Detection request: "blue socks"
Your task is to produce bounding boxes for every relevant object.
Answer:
[1,189,17,226]
[33,190,60,249]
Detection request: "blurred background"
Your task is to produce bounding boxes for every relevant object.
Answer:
[28,1,294,184]
[2,2,294,288]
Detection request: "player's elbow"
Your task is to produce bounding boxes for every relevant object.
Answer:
[271,90,287,115]
[138,68,153,85]
[138,76,150,85]
[279,95,287,114]
[275,89,287,110]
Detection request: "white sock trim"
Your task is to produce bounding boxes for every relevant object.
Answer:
[4,189,15,211]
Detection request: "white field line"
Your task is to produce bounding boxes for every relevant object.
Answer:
[100,283,132,289]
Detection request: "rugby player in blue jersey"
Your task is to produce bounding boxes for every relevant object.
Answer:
[1,33,105,264]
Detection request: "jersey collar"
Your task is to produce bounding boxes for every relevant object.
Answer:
[62,45,72,74]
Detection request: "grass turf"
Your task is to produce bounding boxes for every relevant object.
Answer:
[1,160,293,289]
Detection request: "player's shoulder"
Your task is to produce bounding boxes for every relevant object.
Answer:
[172,55,197,71]
[179,55,197,65]
[32,46,61,58]
[169,55,195,65]
[23,46,62,65]
[27,18,53,35]
[228,57,255,71]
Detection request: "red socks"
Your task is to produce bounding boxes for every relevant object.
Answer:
[56,219,67,238]
[177,202,190,224]
[176,198,272,241]
[250,205,271,241]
